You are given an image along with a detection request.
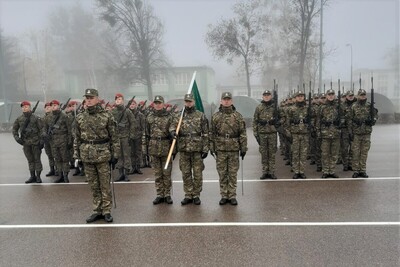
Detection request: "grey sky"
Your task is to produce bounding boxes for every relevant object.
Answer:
[0,0,398,85]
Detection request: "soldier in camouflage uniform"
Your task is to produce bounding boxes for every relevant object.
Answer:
[43,100,72,183]
[348,89,378,178]
[178,94,209,205]
[286,91,309,179]
[316,89,344,178]
[66,101,80,176]
[13,101,43,183]
[315,93,326,172]
[74,88,120,223]
[283,97,294,166]
[341,91,357,171]
[309,94,320,166]
[253,90,279,179]
[111,93,136,182]
[42,102,56,177]
[129,100,145,175]
[146,95,177,205]
[210,92,247,205]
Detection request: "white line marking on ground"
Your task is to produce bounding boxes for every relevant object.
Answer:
[0,221,399,229]
[0,177,399,186]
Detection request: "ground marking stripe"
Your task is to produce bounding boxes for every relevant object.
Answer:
[0,222,399,229]
[0,177,399,186]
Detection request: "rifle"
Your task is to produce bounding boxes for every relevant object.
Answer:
[337,79,341,127]
[359,74,362,90]
[273,79,279,121]
[61,98,71,111]
[370,76,375,121]
[138,100,147,110]
[117,96,135,124]
[307,81,312,128]
[20,100,40,139]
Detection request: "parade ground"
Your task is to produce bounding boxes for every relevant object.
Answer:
[0,124,399,266]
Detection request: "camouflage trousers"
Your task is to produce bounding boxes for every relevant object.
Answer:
[351,134,371,172]
[258,133,277,174]
[116,137,131,171]
[23,144,43,172]
[309,133,317,162]
[340,132,352,168]
[315,137,322,168]
[216,151,239,199]
[291,134,309,174]
[51,138,69,172]
[44,141,54,168]
[84,161,112,215]
[152,156,173,197]
[321,138,340,174]
[130,138,142,169]
[179,151,204,198]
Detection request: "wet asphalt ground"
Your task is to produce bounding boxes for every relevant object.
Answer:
[0,124,399,266]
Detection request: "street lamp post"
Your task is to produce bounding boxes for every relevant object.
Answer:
[346,44,353,91]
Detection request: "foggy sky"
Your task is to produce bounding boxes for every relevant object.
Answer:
[0,0,398,85]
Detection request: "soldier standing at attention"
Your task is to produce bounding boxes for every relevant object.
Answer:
[178,94,209,205]
[210,92,247,205]
[13,101,43,183]
[146,95,177,205]
[316,89,344,178]
[42,102,56,177]
[74,88,120,223]
[348,89,378,178]
[286,91,309,179]
[253,90,279,180]
[341,91,357,171]
[111,93,136,182]
[43,100,72,183]
[128,100,145,175]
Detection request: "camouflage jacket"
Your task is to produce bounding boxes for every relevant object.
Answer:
[210,105,247,153]
[177,106,209,153]
[43,110,72,146]
[111,104,136,139]
[73,104,120,163]
[146,109,177,157]
[253,100,278,135]
[342,99,357,133]
[13,112,43,145]
[316,100,345,138]
[348,99,379,135]
[286,102,310,134]
[130,108,145,140]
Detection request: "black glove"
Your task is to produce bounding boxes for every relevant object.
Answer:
[109,157,118,170]
[255,136,260,145]
[170,131,177,140]
[365,119,375,126]
[172,153,177,160]
[201,152,208,159]
[240,151,246,160]
[39,140,44,149]
[16,138,24,145]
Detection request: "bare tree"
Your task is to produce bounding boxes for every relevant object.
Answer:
[96,0,168,100]
[206,0,269,96]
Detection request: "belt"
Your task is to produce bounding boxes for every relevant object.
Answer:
[150,136,169,140]
[81,138,110,145]
[217,134,239,138]
[179,133,202,138]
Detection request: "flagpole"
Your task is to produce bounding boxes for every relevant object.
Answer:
[164,71,197,169]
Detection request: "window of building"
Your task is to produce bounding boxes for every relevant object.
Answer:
[152,73,167,85]
[175,73,190,85]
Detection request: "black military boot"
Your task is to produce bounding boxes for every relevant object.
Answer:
[270,173,277,180]
[181,198,192,205]
[25,171,36,184]
[321,173,329,178]
[136,165,143,174]
[359,172,369,178]
[330,173,339,178]
[46,166,56,177]
[36,171,42,183]
[54,172,64,183]
[72,167,81,176]
[260,173,269,180]
[64,172,69,183]
[352,172,359,178]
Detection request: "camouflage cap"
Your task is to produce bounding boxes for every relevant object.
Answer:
[221,92,232,99]
[184,93,194,101]
[84,88,98,97]
[358,89,367,95]
[320,93,326,98]
[262,90,272,95]
[313,93,319,99]
[346,90,354,96]
[326,89,335,95]
[295,90,305,97]
[154,95,164,103]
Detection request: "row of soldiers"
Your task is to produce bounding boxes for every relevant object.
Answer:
[253,87,378,180]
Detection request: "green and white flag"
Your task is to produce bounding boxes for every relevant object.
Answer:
[191,80,204,113]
